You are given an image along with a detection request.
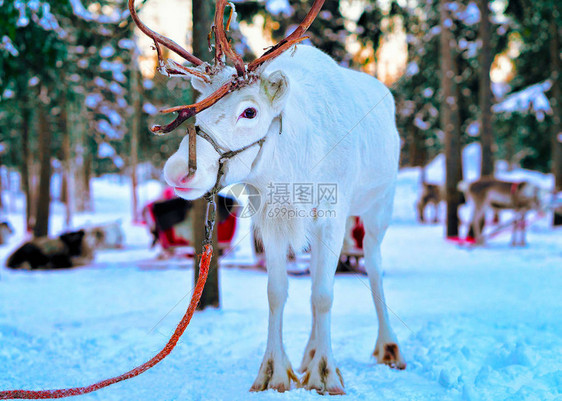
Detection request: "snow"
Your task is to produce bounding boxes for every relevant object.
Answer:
[12,0,65,36]
[414,116,430,130]
[493,81,553,120]
[1,36,19,57]
[112,155,125,169]
[424,142,554,189]
[100,45,115,58]
[108,82,124,95]
[118,39,135,50]
[28,0,40,12]
[35,3,63,34]
[28,76,40,87]
[422,88,434,98]
[143,79,154,90]
[1,160,561,400]
[429,26,441,37]
[98,142,116,158]
[265,0,293,17]
[2,89,15,99]
[100,60,125,73]
[68,0,129,24]
[96,120,123,140]
[466,120,479,137]
[14,0,29,27]
[99,106,122,126]
[406,61,419,77]
[77,59,89,69]
[85,93,103,109]
[491,82,511,99]
[457,2,480,25]
[94,77,106,88]
[142,102,158,115]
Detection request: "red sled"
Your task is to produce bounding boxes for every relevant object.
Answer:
[142,191,237,256]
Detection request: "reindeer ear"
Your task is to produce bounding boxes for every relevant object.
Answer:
[191,76,209,93]
[261,70,290,113]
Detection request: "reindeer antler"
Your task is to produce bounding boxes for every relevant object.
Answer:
[248,0,325,72]
[213,0,246,76]
[150,81,235,134]
[130,0,325,134]
[128,0,203,66]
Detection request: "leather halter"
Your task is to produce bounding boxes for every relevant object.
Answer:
[192,116,281,244]
[194,115,283,201]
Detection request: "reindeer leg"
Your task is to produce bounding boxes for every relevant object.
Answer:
[510,214,518,247]
[299,242,319,373]
[250,237,297,392]
[416,200,425,223]
[519,212,527,246]
[471,201,486,245]
[362,205,406,370]
[301,220,346,395]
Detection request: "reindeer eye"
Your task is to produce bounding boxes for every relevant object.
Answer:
[241,107,257,119]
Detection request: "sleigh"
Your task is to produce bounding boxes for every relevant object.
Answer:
[337,216,367,274]
[143,192,237,258]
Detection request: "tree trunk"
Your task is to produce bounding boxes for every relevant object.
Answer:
[550,11,562,225]
[192,0,213,57]
[130,54,141,222]
[440,0,463,238]
[192,0,220,309]
[60,89,73,228]
[478,0,494,177]
[21,101,34,232]
[0,154,3,212]
[409,125,427,167]
[83,151,93,212]
[192,198,220,309]
[73,99,86,213]
[33,100,52,238]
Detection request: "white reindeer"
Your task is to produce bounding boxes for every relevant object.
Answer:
[130,0,405,395]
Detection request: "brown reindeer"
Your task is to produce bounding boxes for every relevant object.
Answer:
[416,183,444,223]
[461,178,543,246]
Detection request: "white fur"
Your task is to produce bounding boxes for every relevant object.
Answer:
[164,45,405,393]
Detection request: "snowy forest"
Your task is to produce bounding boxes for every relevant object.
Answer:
[1,0,561,235]
[1,0,561,400]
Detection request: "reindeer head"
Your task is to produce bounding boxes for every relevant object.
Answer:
[129,0,324,199]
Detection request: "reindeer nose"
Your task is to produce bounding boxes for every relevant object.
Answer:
[179,172,194,185]
[165,166,194,188]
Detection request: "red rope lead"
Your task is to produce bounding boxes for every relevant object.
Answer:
[0,244,213,400]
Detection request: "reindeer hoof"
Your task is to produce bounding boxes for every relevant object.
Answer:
[250,357,299,392]
[299,347,316,373]
[301,356,345,395]
[373,342,406,370]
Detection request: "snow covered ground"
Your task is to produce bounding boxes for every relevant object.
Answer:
[1,166,561,401]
